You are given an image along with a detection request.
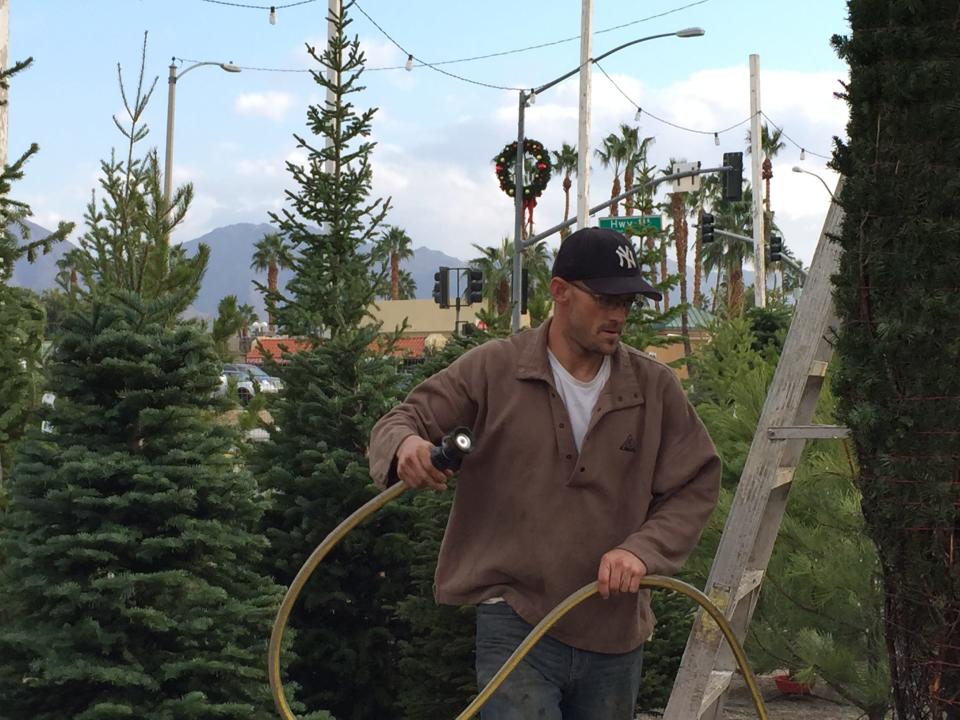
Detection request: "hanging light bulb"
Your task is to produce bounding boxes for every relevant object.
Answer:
[269,6,277,25]
[800,148,806,160]
[714,132,720,146]
[526,91,536,106]
[405,54,414,72]
[634,107,642,122]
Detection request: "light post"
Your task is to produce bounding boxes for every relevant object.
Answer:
[510,27,704,333]
[164,58,241,203]
[792,166,839,203]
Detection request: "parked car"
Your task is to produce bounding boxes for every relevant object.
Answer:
[220,363,284,404]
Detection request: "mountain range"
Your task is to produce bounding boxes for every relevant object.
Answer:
[11,221,743,319]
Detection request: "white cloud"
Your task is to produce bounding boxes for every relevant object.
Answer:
[234,92,294,121]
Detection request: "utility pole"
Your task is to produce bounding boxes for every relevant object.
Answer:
[575,0,593,230]
[0,0,9,170]
[325,0,340,176]
[749,54,766,308]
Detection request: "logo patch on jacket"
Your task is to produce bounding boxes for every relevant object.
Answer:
[619,434,637,452]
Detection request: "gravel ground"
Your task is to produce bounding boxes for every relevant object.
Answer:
[638,673,873,720]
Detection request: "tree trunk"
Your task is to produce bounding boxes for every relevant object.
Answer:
[390,251,400,300]
[729,264,744,317]
[561,176,572,241]
[693,216,703,308]
[712,268,722,314]
[610,176,621,217]
[496,279,510,315]
[660,239,669,311]
[267,263,278,330]
[672,193,692,359]
[624,166,635,216]
[646,237,660,313]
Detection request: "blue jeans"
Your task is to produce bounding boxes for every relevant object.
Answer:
[475,602,644,720]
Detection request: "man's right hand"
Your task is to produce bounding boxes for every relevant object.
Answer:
[395,435,453,491]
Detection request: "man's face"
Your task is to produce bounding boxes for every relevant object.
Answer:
[560,280,636,355]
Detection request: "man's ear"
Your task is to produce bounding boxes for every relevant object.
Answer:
[549,277,568,304]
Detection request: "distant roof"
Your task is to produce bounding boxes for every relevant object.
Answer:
[245,334,431,364]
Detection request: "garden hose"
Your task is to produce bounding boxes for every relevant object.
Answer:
[268,433,768,719]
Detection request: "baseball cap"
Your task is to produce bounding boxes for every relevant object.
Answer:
[551,227,662,301]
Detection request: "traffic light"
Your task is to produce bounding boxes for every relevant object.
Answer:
[722,151,743,201]
[521,268,529,315]
[700,211,716,244]
[769,234,784,263]
[432,266,450,308]
[467,268,484,304]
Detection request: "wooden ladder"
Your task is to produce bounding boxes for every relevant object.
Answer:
[663,189,845,719]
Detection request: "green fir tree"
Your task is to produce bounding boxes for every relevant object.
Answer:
[0,56,73,486]
[264,4,388,338]
[831,2,960,716]
[0,38,292,719]
[251,4,414,718]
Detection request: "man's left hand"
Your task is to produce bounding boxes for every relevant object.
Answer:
[597,549,648,599]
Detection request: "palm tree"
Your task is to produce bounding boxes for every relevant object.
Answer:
[631,144,661,312]
[396,269,417,300]
[550,143,578,240]
[381,226,415,300]
[746,123,786,213]
[250,232,293,331]
[472,238,514,320]
[619,124,652,218]
[595,133,628,217]
[716,185,756,317]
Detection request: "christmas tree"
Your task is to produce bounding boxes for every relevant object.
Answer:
[832,2,960,715]
[251,4,412,717]
[0,38,290,719]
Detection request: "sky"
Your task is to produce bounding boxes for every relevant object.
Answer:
[10,0,850,268]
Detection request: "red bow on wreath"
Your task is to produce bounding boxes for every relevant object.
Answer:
[524,197,537,225]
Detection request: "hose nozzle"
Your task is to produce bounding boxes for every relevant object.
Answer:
[431,426,474,472]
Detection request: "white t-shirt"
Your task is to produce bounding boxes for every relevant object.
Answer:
[547,349,611,452]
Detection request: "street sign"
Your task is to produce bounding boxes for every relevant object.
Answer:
[598,215,663,232]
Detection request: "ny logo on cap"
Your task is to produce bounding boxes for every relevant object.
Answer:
[615,244,637,270]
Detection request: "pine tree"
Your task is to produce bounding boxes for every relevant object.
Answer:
[264,5,388,338]
[391,335,488,717]
[685,321,889,719]
[0,295,286,719]
[0,39,292,719]
[253,332,412,719]
[831,2,960,716]
[251,4,415,717]
[0,57,73,486]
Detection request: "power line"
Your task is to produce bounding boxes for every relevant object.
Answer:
[595,61,832,158]
[195,0,711,74]
[352,1,524,91]
[199,0,316,8]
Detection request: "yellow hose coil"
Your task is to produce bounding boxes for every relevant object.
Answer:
[268,483,769,720]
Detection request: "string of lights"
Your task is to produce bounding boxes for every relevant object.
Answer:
[192,0,834,157]
[197,0,711,70]
[595,60,832,158]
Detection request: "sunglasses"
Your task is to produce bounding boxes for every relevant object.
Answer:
[569,282,638,312]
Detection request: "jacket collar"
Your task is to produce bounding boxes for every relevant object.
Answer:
[516,318,645,406]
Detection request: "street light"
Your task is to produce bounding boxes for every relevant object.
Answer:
[792,166,839,203]
[164,58,241,203]
[510,28,705,332]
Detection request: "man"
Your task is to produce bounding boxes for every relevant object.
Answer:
[368,227,720,719]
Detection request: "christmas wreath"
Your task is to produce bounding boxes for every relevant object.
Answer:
[495,139,552,223]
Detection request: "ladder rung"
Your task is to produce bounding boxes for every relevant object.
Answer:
[700,670,734,716]
[736,569,765,602]
[768,425,850,440]
[773,467,795,488]
[809,360,829,377]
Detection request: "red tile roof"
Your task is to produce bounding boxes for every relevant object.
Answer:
[245,335,429,364]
